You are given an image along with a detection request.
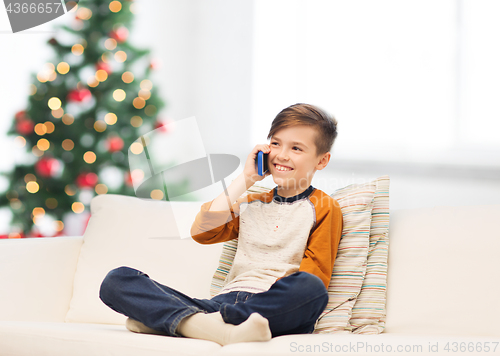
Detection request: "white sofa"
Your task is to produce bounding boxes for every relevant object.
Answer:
[1,199,499,356]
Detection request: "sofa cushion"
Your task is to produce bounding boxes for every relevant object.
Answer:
[0,321,221,356]
[215,332,500,355]
[2,320,499,356]
[349,175,390,334]
[313,179,376,333]
[385,204,500,337]
[65,195,223,325]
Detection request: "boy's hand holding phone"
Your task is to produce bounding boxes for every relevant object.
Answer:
[243,144,271,186]
[209,144,270,212]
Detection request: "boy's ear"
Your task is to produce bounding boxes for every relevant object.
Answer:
[316,152,331,171]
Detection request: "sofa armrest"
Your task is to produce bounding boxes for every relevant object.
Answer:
[0,236,83,322]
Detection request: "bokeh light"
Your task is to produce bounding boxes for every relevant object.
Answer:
[83,151,97,164]
[72,202,85,213]
[94,120,107,132]
[104,113,118,125]
[122,71,134,83]
[62,139,75,151]
[57,62,70,74]
[109,1,122,12]
[26,181,39,193]
[48,97,62,110]
[129,142,144,155]
[130,116,142,127]
[150,189,164,200]
[113,89,126,102]
[72,44,84,56]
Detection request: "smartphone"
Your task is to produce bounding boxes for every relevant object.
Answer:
[255,151,269,176]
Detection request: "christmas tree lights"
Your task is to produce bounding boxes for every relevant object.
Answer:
[0,0,170,238]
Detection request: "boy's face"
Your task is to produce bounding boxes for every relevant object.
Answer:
[269,125,330,197]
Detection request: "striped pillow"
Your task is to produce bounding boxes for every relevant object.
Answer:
[313,180,376,333]
[209,239,238,297]
[348,175,390,334]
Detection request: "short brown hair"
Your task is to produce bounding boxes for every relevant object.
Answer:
[267,103,338,155]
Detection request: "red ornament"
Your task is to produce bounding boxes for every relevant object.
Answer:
[67,88,92,102]
[0,232,26,239]
[106,136,124,152]
[149,59,161,70]
[15,110,29,121]
[76,172,99,188]
[16,119,35,135]
[109,27,129,43]
[124,171,134,187]
[27,229,45,238]
[82,213,91,234]
[154,118,174,133]
[35,157,61,178]
[96,61,112,74]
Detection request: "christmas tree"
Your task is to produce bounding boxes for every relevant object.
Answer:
[0,0,180,238]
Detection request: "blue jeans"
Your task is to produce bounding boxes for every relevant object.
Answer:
[99,267,328,338]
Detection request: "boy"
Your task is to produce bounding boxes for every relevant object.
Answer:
[99,103,342,345]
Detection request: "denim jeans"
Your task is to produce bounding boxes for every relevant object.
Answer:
[99,266,328,338]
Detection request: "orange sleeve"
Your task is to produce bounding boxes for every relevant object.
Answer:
[190,197,243,245]
[299,191,343,289]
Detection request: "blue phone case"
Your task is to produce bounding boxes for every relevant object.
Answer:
[256,151,268,176]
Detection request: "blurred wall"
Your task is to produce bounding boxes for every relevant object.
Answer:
[130,0,254,158]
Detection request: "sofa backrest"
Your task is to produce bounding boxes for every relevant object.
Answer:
[385,204,500,337]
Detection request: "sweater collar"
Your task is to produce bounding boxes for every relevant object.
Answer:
[273,185,315,203]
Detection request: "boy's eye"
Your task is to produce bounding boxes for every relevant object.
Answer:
[293,146,302,151]
[271,142,279,146]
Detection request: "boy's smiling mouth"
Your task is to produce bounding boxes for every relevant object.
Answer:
[274,164,294,172]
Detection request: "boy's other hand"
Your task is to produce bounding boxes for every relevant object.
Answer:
[243,144,271,187]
